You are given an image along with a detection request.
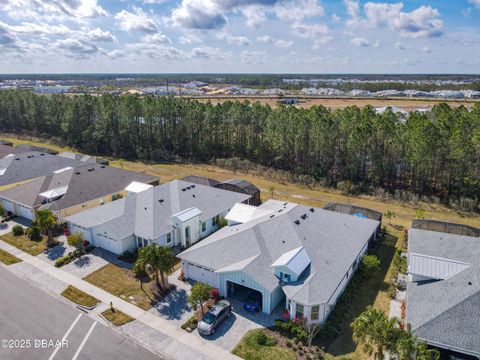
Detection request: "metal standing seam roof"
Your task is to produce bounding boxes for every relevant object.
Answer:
[406,228,480,356]
[173,207,202,222]
[409,253,471,280]
[65,180,251,241]
[178,200,379,305]
[225,203,273,224]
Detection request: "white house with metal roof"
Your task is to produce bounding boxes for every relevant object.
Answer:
[65,180,250,255]
[178,200,379,323]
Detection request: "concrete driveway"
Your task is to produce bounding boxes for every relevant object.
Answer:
[0,217,31,236]
[37,240,131,278]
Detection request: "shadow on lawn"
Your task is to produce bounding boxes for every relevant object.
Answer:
[152,288,191,320]
[318,231,398,356]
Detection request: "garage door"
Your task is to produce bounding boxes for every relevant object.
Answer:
[17,204,34,220]
[2,199,14,213]
[68,223,92,243]
[95,234,122,255]
[184,262,219,288]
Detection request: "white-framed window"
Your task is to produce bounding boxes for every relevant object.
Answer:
[166,233,171,244]
[311,305,319,321]
[201,222,206,232]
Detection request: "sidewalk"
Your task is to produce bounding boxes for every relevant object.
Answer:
[0,240,240,360]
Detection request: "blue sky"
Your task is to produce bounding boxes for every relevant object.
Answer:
[0,0,479,74]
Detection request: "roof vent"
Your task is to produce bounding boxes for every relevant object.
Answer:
[309,208,314,212]
[191,185,195,188]
[15,158,20,160]
[144,207,147,210]
[192,194,196,198]
[181,188,186,192]
[283,202,287,206]
[186,186,191,190]
[278,209,283,213]
[468,281,472,285]
[87,168,94,172]
[100,165,105,168]
[40,153,45,156]
[300,214,307,220]
[158,199,164,203]
[294,220,300,225]
[270,214,275,218]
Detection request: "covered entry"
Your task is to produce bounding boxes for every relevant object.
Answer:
[226,280,265,312]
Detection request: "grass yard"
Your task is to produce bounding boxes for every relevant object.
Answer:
[84,263,155,311]
[101,308,135,326]
[233,329,296,360]
[61,285,99,308]
[0,248,22,265]
[0,232,46,256]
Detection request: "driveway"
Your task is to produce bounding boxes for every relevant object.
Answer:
[37,239,131,278]
[149,270,194,326]
[194,299,283,351]
[151,270,284,351]
[0,217,31,236]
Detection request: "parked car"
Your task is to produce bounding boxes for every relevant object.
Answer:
[243,292,262,312]
[197,300,232,336]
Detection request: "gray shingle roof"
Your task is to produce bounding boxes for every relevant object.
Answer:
[179,200,379,305]
[406,228,480,356]
[0,152,85,187]
[65,180,251,240]
[0,163,159,211]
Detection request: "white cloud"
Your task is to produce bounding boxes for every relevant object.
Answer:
[190,46,232,60]
[351,36,369,47]
[144,33,171,44]
[292,21,332,46]
[394,41,406,50]
[469,0,480,9]
[115,7,158,33]
[331,13,340,22]
[0,0,107,20]
[56,38,98,55]
[171,0,227,29]
[86,27,115,42]
[179,33,202,44]
[344,1,444,39]
[275,39,293,48]
[0,21,18,46]
[256,35,274,43]
[274,0,324,22]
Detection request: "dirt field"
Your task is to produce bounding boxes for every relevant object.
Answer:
[188,96,478,111]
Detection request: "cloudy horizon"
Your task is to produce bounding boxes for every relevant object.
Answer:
[0,0,479,74]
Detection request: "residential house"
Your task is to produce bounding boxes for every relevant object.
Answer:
[65,180,250,255]
[406,221,480,359]
[58,151,109,166]
[0,163,159,221]
[0,152,85,189]
[178,200,379,322]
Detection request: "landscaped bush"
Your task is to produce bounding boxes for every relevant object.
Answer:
[118,250,137,263]
[254,330,277,346]
[360,254,381,278]
[25,226,41,241]
[274,319,308,342]
[12,225,24,236]
[181,316,198,332]
[55,249,85,267]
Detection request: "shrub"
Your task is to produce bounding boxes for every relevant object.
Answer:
[336,180,356,195]
[12,225,24,236]
[360,254,381,278]
[26,226,41,241]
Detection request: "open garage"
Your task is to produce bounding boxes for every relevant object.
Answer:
[226,281,263,311]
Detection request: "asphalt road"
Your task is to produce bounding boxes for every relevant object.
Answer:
[0,266,162,360]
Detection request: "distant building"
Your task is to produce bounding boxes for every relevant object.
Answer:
[215,179,261,206]
[15,144,58,155]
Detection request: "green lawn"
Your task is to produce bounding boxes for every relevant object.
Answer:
[61,285,99,308]
[0,248,22,265]
[84,263,155,310]
[101,308,135,326]
[233,330,296,360]
[0,232,46,256]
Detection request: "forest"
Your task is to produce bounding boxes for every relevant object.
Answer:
[0,90,478,210]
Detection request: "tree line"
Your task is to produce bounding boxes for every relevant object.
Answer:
[0,90,478,208]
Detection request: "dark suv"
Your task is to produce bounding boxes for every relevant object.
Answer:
[197,300,232,336]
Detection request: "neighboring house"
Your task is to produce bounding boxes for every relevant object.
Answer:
[178,200,379,323]
[0,163,159,221]
[65,180,250,255]
[406,221,480,359]
[0,144,28,159]
[0,152,85,189]
[181,175,261,206]
[58,151,109,166]
[14,144,58,155]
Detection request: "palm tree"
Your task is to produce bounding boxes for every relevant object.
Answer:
[395,325,440,360]
[35,209,57,247]
[133,243,176,290]
[351,306,399,360]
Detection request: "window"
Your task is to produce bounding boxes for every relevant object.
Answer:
[280,272,291,282]
[295,304,304,319]
[212,215,220,226]
[201,222,206,232]
[311,305,319,321]
[166,233,171,244]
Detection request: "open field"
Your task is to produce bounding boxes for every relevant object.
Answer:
[186,96,479,111]
[1,134,480,359]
